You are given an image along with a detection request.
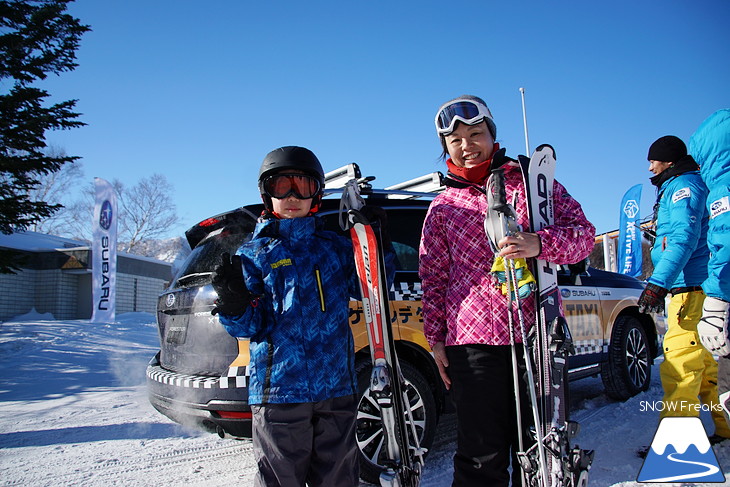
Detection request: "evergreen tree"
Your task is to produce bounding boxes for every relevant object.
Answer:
[0,0,90,272]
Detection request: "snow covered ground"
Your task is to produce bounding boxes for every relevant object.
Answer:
[1,311,728,486]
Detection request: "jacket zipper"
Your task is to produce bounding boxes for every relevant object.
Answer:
[314,265,326,312]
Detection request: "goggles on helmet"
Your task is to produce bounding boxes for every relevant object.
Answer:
[435,99,494,135]
[262,173,321,200]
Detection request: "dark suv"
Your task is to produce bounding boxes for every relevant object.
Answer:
[146,164,666,483]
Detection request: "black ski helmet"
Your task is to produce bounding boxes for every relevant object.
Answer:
[257,146,326,213]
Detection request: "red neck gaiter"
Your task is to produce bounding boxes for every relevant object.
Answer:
[445,143,500,184]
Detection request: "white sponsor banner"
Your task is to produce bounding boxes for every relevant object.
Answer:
[91,177,117,323]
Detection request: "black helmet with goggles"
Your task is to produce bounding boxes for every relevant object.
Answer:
[261,173,321,200]
[257,146,326,213]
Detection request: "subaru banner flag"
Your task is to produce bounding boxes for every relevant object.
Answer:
[91,177,117,323]
[618,183,643,278]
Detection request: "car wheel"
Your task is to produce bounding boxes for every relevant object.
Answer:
[601,315,651,400]
[355,359,437,484]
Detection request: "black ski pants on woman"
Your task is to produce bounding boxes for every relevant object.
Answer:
[446,344,534,487]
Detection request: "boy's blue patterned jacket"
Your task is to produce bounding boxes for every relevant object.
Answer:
[219,216,359,405]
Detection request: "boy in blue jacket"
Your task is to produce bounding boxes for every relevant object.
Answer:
[638,135,730,441]
[211,146,361,486]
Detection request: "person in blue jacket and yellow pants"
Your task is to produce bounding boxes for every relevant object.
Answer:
[637,135,730,442]
[692,109,730,436]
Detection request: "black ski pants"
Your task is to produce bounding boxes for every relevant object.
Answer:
[251,394,359,487]
[446,344,534,487]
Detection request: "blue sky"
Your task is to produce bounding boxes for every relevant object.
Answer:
[41,0,730,238]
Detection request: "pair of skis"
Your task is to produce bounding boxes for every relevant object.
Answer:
[485,145,593,487]
[341,179,424,487]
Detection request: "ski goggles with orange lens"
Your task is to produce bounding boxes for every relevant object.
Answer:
[262,173,321,199]
[435,99,494,135]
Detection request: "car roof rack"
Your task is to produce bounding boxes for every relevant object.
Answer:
[324,163,362,190]
[383,172,444,199]
[323,163,444,200]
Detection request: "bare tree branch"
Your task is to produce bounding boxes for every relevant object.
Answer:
[27,145,84,234]
[116,174,180,252]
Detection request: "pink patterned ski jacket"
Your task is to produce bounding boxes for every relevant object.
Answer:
[418,159,595,348]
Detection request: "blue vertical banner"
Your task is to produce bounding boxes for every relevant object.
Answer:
[91,177,117,323]
[618,184,643,278]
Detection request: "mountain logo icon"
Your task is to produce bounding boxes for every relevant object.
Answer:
[637,416,726,483]
[623,199,640,219]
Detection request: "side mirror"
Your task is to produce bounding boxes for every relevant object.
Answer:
[567,258,589,285]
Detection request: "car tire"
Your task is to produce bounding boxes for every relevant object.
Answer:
[601,315,651,400]
[355,359,437,484]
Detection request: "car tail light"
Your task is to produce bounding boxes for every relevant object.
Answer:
[198,217,220,227]
[215,411,252,419]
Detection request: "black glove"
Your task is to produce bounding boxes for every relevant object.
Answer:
[360,205,386,224]
[360,206,392,248]
[637,283,668,314]
[211,252,251,316]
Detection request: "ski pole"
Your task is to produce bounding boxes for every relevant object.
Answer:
[520,87,530,155]
[501,221,529,487]
[486,169,548,487]
[508,253,548,487]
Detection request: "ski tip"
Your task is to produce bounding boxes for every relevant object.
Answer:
[535,144,556,160]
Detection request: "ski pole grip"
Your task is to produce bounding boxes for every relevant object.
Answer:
[491,168,510,214]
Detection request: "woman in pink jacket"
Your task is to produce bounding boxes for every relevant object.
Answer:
[419,95,595,486]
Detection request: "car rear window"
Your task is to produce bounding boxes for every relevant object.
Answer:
[174,228,255,289]
[174,202,429,290]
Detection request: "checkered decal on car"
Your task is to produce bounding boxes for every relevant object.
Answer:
[392,281,423,301]
[147,365,249,389]
[220,366,249,388]
[572,339,606,356]
[391,281,607,357]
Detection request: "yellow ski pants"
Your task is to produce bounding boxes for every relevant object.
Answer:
[660,290,730,437]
